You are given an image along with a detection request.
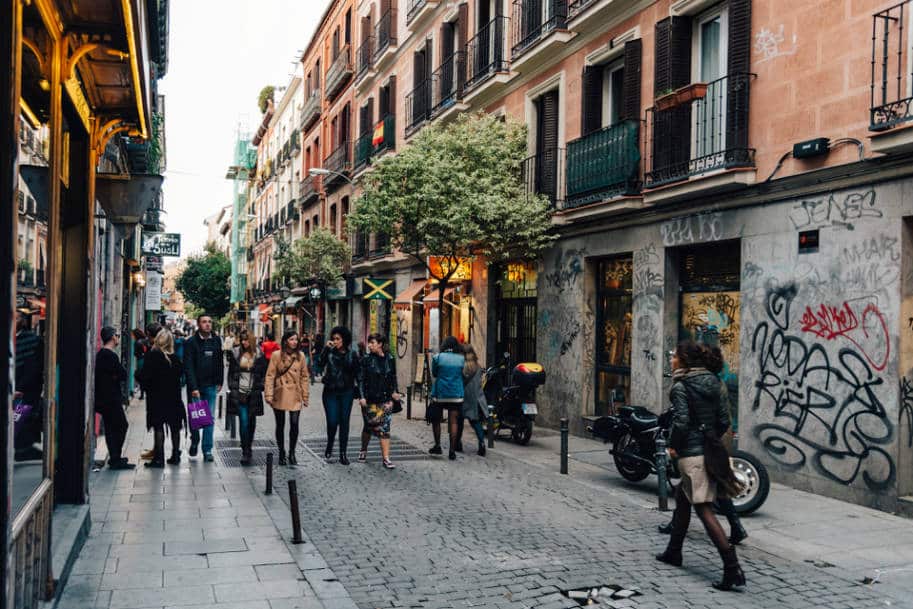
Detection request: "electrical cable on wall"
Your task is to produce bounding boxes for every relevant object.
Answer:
[764,137,867,183]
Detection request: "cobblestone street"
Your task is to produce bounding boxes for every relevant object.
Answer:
[255,386,901,609]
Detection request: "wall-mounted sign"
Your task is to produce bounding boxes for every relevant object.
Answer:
[144,272,163,311]
[428,256,472,282]
[142,232,181,257]
[145,255,163,272]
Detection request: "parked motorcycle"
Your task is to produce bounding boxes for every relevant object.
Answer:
[587,405,770,514]
[482,353,545,445]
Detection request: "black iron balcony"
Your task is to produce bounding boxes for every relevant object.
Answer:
[406,79,431,135]
[871,1,913,130]
[301,174,321,204]
[326,45,353,101]
[565,120,640,208]
[522,146,565,208]
[567,0,597,18]
[324,141,353,187]
[356,37,375,81]
[431,52,466,117]
[645,73,754,188]
[466,16,509,93]
[355,130,374,171]
[352,230,368,261]
[511,0,567,59]
[301,90,321,131]
[374,10,397,61]
[407,0,432,23]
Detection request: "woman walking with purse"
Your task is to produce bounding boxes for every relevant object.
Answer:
[357,334,400,469]
[656,341,746,591]
[227,332,268,465]
[139,329,185,467]
[264,331,309,466]
[428,336,465,460]
[316,326,360,465]
[460,345,487,457]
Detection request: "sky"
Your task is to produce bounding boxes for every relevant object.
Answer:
[159,1,325,259]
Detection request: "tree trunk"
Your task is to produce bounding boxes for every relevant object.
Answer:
[437,279,447,349]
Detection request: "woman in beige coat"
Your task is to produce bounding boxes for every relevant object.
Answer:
[265,331,309,466]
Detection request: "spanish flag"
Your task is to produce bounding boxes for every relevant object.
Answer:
[372,121,385,146]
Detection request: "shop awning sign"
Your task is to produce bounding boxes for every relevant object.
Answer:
[141,232,181,257]
[364,278,394,300]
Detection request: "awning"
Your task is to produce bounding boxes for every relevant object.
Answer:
[395,279,427,305]
[423,286,456,304]
[284,296,303,308]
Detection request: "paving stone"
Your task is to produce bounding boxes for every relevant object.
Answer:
[109,583,214,608]
[165,538,248,555]
[213,579,314,602]
[99,570,164,590]
[164,565,259,587]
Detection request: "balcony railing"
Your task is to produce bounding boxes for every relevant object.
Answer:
[301,174,321,203]
[301,90,322,131]
[645,73,754,188]
[324,141,353,187]
[326,45,353,101]
[511,0,567,59]
[356,37,375,81]
[407,0,430,23]
[431,52,466,116]
[871,1,913,130]
[466,16,509,93]
[522,147,565,208]
[355,131,374,170]
[565,120,640,208]
[406,79,431,134]
[374,10,397,60]
[567,0,596,18]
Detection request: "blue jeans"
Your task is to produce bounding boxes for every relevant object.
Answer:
[190,385,218,455]
[238,402,257,452]
[322,389,354,455]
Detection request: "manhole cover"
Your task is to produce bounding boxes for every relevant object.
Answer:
[562,586,641,606]
[298,437,433,462]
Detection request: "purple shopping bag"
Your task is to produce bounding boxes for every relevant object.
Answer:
[187,399,214,431]
[13,401,33,436]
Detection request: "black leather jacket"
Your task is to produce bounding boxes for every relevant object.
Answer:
[226,348,268,394]
[358,352,398,403]
[668,369,730,458]
[317,347,361,396]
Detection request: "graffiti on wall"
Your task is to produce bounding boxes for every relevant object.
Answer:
[799,298,890,371]
[545,248,585,293]
[750,281,896,491]
[682,291,741,383]
[660,212,724,247]
[754,24,797,63]
[788,190,881,231]
[901,377,913,448]
[395,309,409,359]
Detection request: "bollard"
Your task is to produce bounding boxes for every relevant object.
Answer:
[487,407,495,449]
[406,387,412,420]
[217,393,223,419]
[560,418,569,475]
[655,435,669,511]
[229,414,237,439]
[265,452,273,495]
[288,480,303,544]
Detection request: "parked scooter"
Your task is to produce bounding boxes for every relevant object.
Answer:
[588,405,770,514]
[482,353,545,445]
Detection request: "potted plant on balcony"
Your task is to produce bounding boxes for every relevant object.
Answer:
[675,82,708,105]
[654,88,678,111]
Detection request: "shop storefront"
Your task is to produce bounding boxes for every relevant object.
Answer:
[595,256,633,415]
[495,261,538,364]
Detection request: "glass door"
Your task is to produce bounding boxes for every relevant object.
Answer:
[694,8,727,160]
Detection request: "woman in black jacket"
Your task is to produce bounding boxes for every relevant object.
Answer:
[656,341,745,591]
[357,334,400,469]
[140,329,185,467]
[316,326,360,465]
[227,331,268,465]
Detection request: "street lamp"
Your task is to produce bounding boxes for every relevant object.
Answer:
[309,167,354,186]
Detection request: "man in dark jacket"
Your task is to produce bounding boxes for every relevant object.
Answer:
[95,326,134,469]
[184,314,223,461]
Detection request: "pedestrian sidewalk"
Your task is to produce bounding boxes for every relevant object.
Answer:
[56,395,357,609]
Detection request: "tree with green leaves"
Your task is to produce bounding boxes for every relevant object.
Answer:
[258,86,275,114]
[175,243,231,319]
[273,227,351,289]
[348,113,554,341]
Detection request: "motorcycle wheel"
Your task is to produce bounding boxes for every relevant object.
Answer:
[612,433,651,482]
[728,450,770,515]
[511,419,533,445]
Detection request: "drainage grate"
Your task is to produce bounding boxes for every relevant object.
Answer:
[562,586,641,606]
[215,439,276,449]
[215,447,277,467]
[298,436,434,462]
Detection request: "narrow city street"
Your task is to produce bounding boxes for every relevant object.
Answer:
[62,386,908,609]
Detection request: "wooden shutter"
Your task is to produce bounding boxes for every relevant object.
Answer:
[727,0,752,152]
[366,99,374,134]
[621,38,642,122]
[581,66,603,136]
[389,75,397,118]
[379,85,389,119]
[652,17,691,179]
[536,90,560,202]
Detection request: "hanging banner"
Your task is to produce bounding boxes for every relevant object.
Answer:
[364,277,394,300]
[369,299,379,334]
[372,120,386,146]
[144,272,163,311]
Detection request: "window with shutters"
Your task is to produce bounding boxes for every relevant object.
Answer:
[522,89,564,207]
[693,6,728,160]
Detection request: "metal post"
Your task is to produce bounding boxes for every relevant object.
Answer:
[487,407,495,449]
[406,386,412,420]
[265,452,273,495]
[655,435,669,511]
[218,393,223,419]
[229,414,237,439]
[288,480,303,544]
[560,418,569,475]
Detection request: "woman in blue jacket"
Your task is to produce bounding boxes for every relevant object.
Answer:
[429,336,465,460]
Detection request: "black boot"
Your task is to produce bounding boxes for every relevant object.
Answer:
[656,527,685,567]
[658,521,673,535]
[288,450,297,466]
[278,450,287,466]
[167,450,181,465]
[713,547,746,591]
[728,521,748,546]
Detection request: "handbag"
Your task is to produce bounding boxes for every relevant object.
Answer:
[390,398,403,414]
[186,399,214,431]
[13,401,33,436]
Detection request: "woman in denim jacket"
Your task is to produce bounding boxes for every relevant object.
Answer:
[429,336,465,460]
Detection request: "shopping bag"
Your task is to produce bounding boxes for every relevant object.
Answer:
[186,399,214,431]
[13,401,33,436]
